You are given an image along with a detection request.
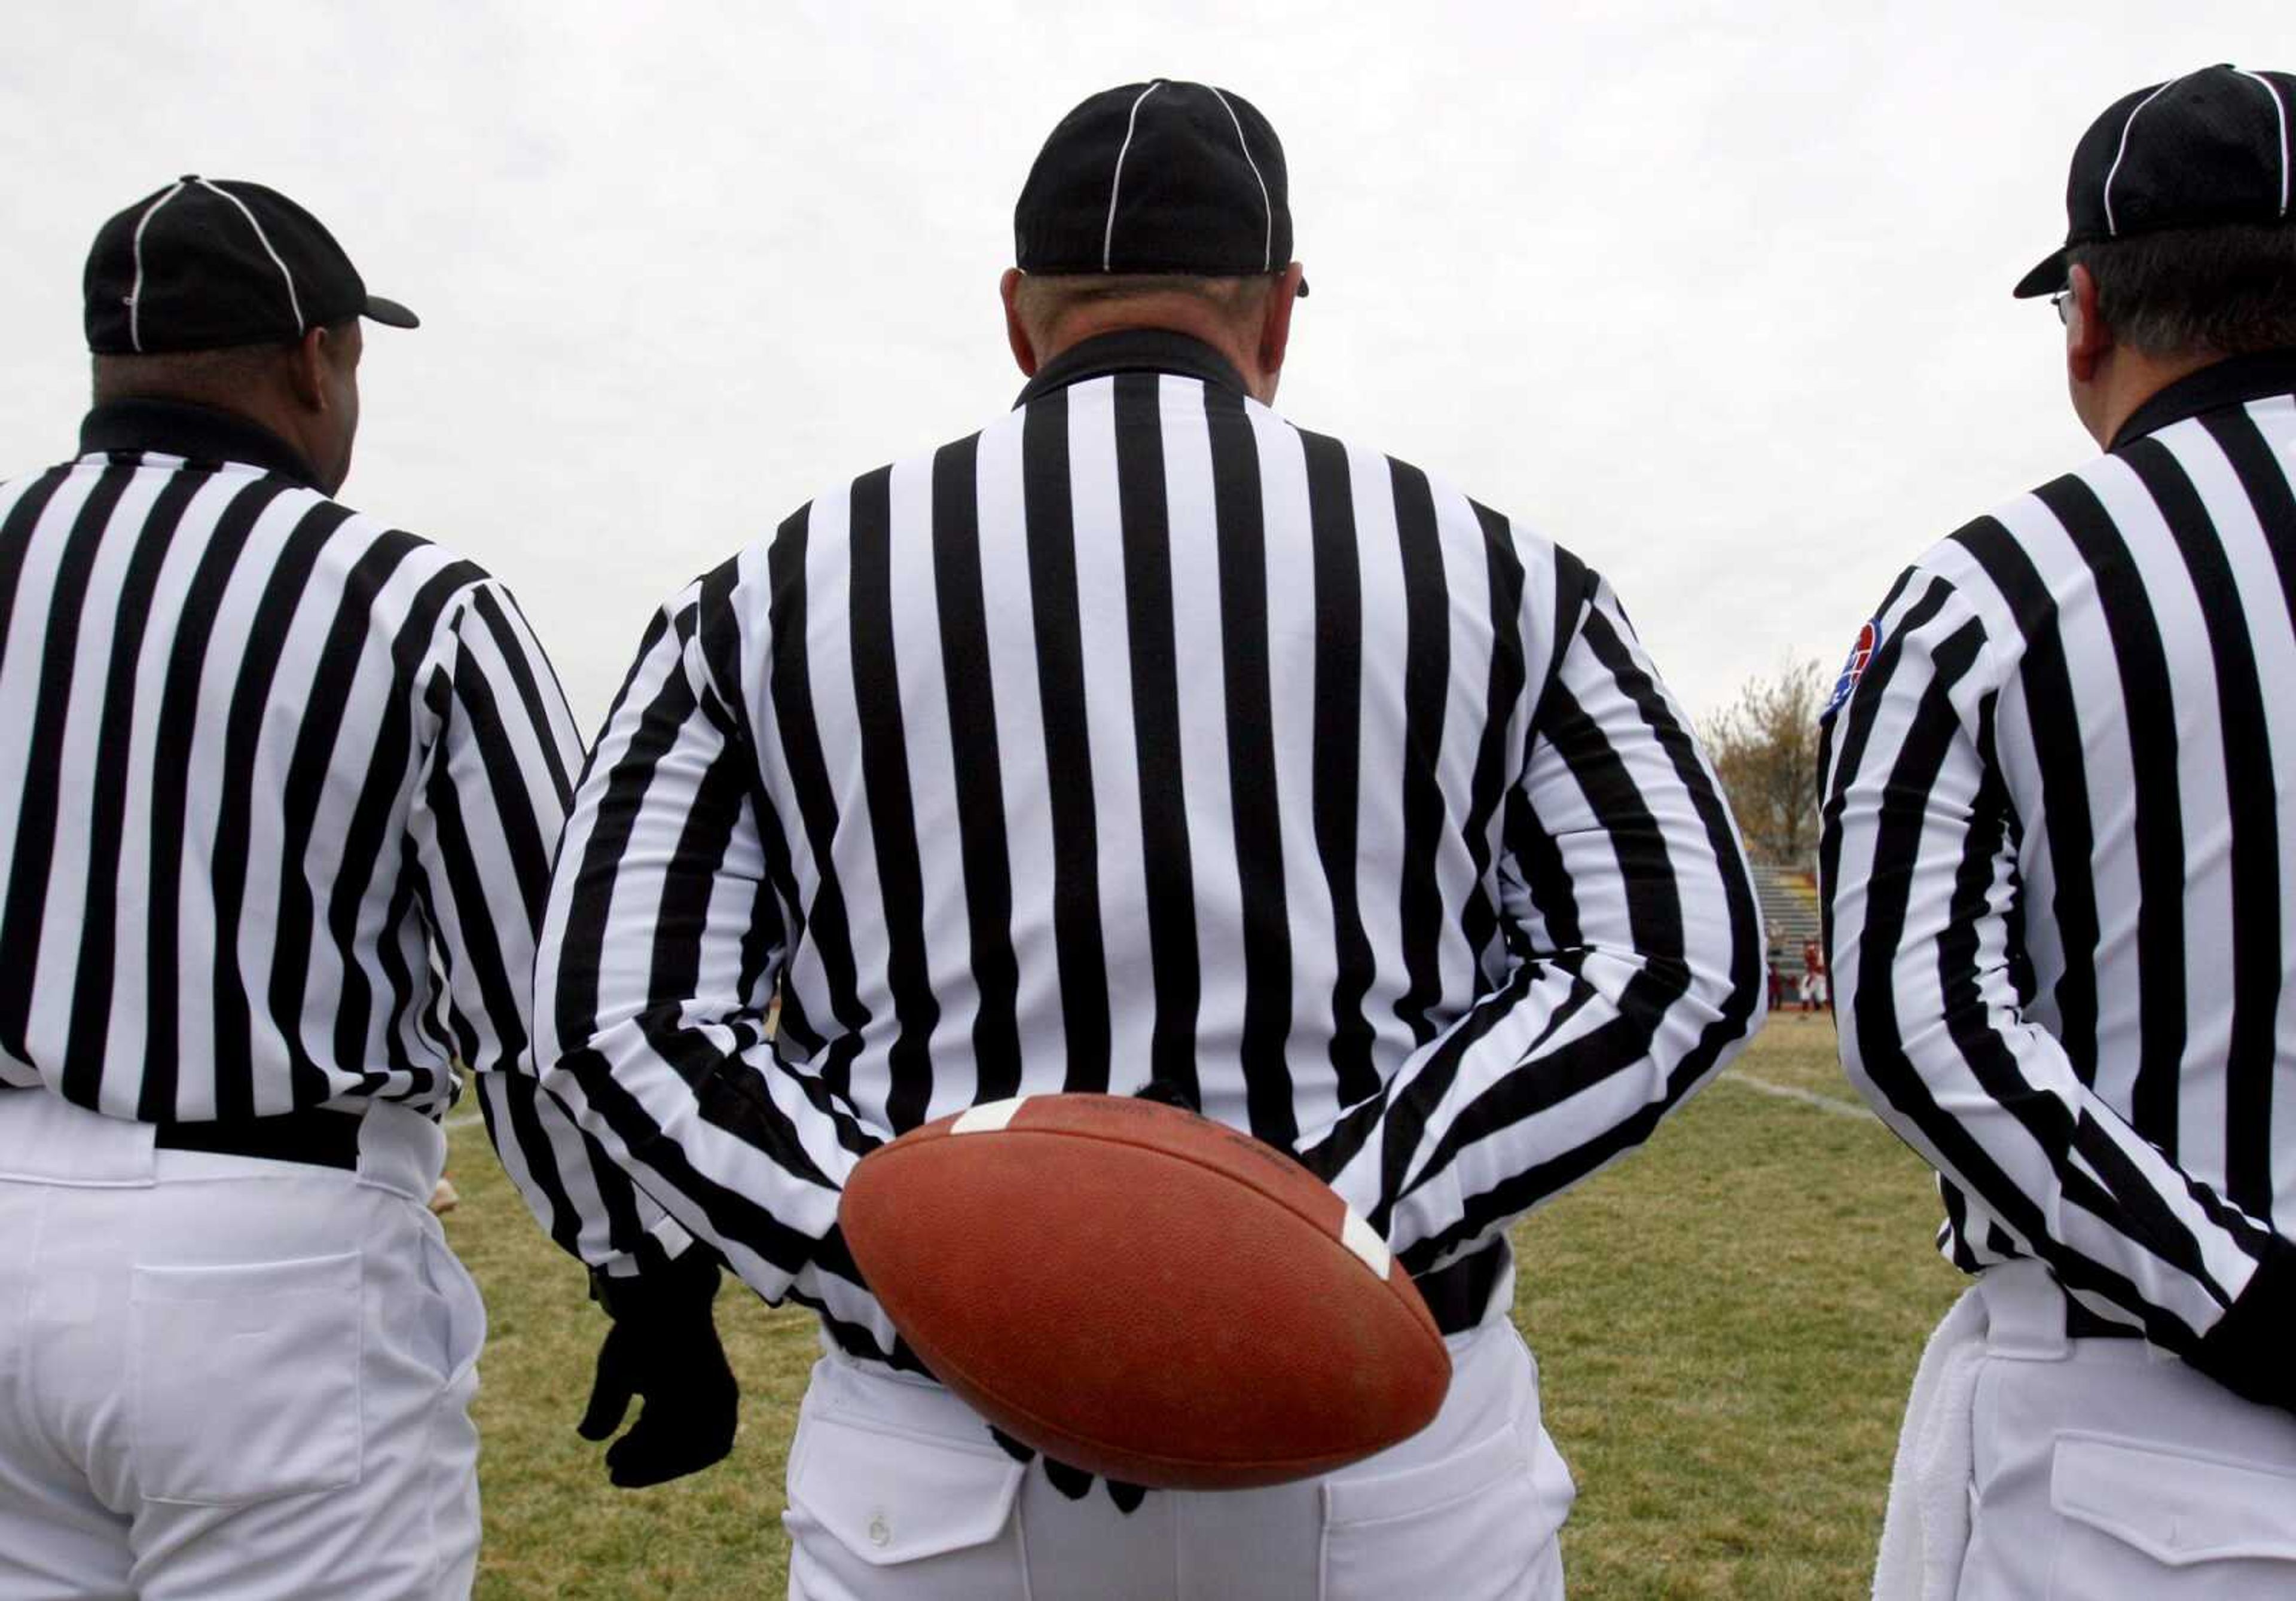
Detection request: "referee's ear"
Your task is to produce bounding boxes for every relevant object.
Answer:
[2064,264,2112,386]
[284,325,334,413]
[1251,262,1305,405]
[1000,268,1041,378]
[283,321,363,495]
[2063,263,2127,448]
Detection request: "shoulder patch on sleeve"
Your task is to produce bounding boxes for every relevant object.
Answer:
[1821,618,1883,721]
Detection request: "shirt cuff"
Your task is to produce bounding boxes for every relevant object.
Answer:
[597,1211,700,1279]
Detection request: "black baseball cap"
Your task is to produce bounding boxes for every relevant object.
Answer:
[84,176,419,354]
[2014,64,2296,298]
[1015,80,1305,291]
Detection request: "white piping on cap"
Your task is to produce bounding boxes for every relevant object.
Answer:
[2102,77,2181,237]
[2233,68,2291,217]
[1103,80,1165,273]
[1206,85,1274,271]
[194,178,306,335]
[125,180,190,353]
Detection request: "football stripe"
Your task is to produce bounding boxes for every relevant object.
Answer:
[1341,1208,1392,1280]
[952,1095,1028,1135]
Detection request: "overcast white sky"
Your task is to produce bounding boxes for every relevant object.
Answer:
[0,1,2282,725]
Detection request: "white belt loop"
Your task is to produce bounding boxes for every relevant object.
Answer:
[0,1086,445,1197]
[354,1099,447,1202]
[0,1087,159,1186]
[1977,1261,2073,1361]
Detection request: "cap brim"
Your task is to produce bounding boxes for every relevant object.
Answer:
[2011,248,2068,300]
[363,294,420,329]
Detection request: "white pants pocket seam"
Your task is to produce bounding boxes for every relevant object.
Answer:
[128,1251,365,1507]
[1323,1440,1531,1532]
[786,1407,1025,1571]
[1318,1423,1562,1601]
[2048,1429,2296,1569]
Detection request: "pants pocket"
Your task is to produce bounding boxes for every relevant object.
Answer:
[415,1226,486,1392]
[1318,1416,1569,1601]
[2048,1432,2296,1599]
[783,1406,1027,1599]
[129,1251,364,1505]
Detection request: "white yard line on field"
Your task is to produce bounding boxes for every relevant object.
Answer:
[1723,1072,1873,1120]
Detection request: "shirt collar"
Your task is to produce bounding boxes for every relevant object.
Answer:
[2109,347,2296,452]
[1015,328,1250,408]
[78,398,325,491]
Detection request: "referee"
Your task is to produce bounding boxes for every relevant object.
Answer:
[534,81,1764,1599]
[1821,66,2296,1599]
[0,179,726,1600]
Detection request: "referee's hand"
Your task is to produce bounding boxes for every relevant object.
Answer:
[579,1249,739,1488]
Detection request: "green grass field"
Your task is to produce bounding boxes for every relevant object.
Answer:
[447,1017,1962,1599]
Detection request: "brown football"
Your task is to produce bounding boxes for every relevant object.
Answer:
[836,1092,1450,1490]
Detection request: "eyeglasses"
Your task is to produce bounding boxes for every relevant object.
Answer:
[2050,288,2072,325]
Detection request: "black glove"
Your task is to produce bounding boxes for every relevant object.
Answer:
[988,1426,1149,1514]
[579,1249,739,1488]
[1132,1078,1199,1113]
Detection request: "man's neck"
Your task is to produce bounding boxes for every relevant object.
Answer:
[1014,328,1251,410]
[81,395,327,491]
[2081,346,2219,447]
[1039,307,1265,399]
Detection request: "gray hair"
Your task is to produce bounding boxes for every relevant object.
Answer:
[2069,224,2296,358]
[1012,271,1278,343]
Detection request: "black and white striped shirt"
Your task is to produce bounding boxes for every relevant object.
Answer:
[533,331,1766,1359]
[0,399,678,1271]
[1821,349,2296,1406]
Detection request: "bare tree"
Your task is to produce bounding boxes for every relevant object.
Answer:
[1701,657,1827,865]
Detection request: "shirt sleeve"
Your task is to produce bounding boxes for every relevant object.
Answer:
[527,581,908,1360]
[1300,563,1768,1276]
[410,579,692,1273]
[1821,567,2296,1411]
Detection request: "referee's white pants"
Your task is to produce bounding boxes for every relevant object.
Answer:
[781,1307,1574,1601]
[0,1089,484,1601]
[1878,1260,2296,1599]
